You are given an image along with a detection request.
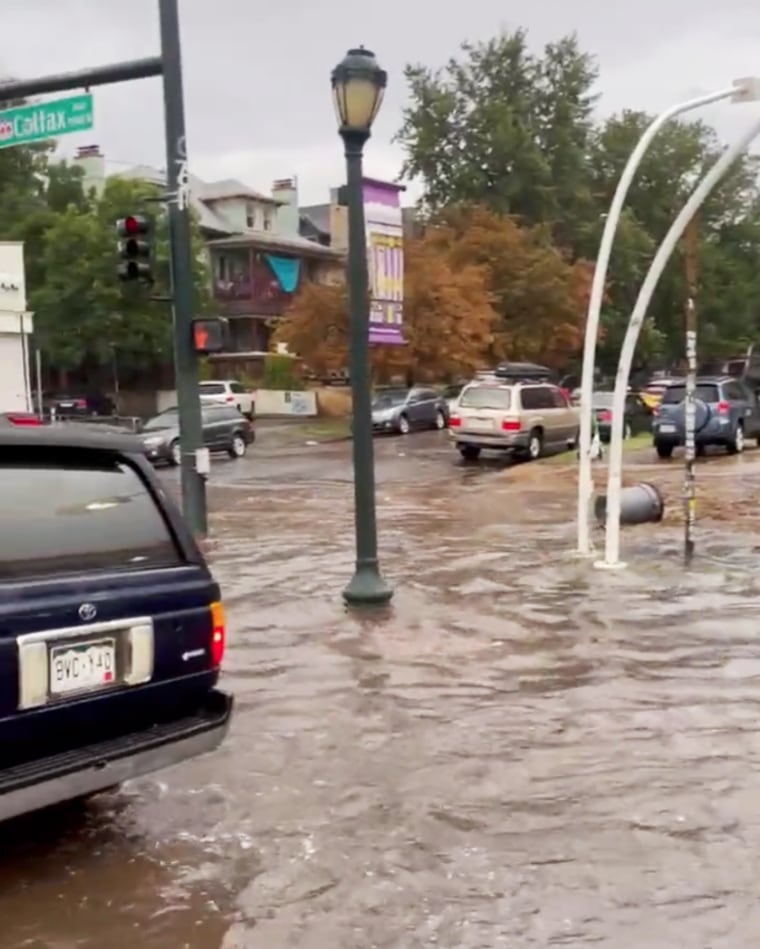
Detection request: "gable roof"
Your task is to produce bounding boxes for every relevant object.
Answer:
[110,164,233,236]
[197,178,282,206]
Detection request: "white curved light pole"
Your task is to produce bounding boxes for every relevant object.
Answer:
[576,80,752,556]
[598,109,760,569]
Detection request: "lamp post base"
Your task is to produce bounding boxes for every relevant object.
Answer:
[343,565,393,606]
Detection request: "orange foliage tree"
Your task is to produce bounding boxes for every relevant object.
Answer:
[273,230,500,382]
[441,205,593,369]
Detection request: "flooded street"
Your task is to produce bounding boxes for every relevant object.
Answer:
[4,429,760,947]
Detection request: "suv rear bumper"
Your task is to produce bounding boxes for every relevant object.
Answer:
[0,689,232,823]
[450,430,530,450]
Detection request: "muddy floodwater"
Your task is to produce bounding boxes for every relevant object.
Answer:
[3,430,760,948]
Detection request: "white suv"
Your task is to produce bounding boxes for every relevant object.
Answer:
[199,380,254,419]
[450,378,579,461]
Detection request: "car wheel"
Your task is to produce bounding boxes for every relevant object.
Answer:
[169,439,181,466]
[624,421,632,440]
[727,423,744,455]
[655,441,674,459]
[459,445,481,461]
[398,414,410,435]
[434,410,446,430]
[526,428,543,461]
[229,433,247,458]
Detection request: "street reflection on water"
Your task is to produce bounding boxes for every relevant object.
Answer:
[3,431,760,947]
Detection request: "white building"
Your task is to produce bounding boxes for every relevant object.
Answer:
[0,242,33,412]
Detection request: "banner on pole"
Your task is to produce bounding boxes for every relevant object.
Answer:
[362,178,405,345]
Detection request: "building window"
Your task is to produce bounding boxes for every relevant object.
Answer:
[217,254,227,281]
[263,211,272,231]
[245,203,256,229]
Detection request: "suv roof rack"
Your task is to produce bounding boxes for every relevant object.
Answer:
[492,361,553,383]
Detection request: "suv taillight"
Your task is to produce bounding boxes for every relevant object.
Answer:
[597,410,612,422]
[501,419,521,431]
[717,400,730,416]
[210,601,226,668]
[449,415,461,427]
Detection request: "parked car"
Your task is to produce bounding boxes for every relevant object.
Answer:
[39,391,115,418]
[0,424,232,822]
[371,387,449,434]
[442,383,465,415]
[652,376,760,458]
[0,410,42,427]
[140,405,255,465]
[639,376,680,412]
[449,376,579,461]
[593,391,652,442]
[199,380,254,419]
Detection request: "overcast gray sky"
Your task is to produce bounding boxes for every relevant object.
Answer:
[3,0,760,205]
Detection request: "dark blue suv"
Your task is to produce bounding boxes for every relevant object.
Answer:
[652,376,760,458]
[0,425,232,822]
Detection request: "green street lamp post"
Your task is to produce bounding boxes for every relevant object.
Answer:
[331,47,393,606]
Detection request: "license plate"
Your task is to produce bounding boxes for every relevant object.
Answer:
[58,402,74,408]
[465,418,493,431]
[49,638,117,696]
[659,424,676,433]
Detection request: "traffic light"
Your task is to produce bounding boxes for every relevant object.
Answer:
[116,214,153,282]
[191,318,229,354]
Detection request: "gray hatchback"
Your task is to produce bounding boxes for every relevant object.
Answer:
[653,376,760,457]
[140,405,255,465]
[371,387,449,435]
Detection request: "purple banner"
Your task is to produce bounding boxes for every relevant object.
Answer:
[362,178,405,345]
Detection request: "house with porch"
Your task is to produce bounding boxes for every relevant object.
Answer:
[73,148,345,357]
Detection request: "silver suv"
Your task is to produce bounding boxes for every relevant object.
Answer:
[449,377,579,461]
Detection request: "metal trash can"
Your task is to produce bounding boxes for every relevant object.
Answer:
[594,482,664,527]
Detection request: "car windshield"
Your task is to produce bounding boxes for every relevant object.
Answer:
[200,382,225,394]
[661,384,720,404]
[459,386,512,410]
[372,391,407,409]
[143,409,179,430]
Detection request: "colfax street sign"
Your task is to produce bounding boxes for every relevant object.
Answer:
[0,93,94,150]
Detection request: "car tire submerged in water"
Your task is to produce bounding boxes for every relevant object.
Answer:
[727,423,744,455]
[169,439,181,466]
[459,445,481,461]
[624,421,632,440]
[398,414,410,435]
[655,441,674,459]
[434,410,446,430]
[229,433,247,458]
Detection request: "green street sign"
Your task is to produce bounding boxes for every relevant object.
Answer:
[0,93,94,150]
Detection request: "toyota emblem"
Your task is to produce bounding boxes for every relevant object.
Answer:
[78,602,97,622]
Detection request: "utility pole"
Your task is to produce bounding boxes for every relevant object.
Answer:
[158,0,207,536]
[683,215,699,565]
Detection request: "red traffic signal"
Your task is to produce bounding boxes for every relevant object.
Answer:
[192,318,229,354]
[116,215,150,237]
[116,214,153,283]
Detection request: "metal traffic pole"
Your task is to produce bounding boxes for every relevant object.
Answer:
[683,216,699,565]
[158,0,208,537]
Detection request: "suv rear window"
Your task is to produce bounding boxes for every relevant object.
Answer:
[459,386,512,410]
[0,451,183,580]
[200,383,226,394]
[661,384,720,404]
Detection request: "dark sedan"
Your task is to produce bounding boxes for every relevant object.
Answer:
[139,405,254,465]
[370,386,449,435]
[593,391,651,442]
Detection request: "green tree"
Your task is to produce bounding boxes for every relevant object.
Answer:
[30,176,211,373]
[588,112,760,368]
[397,29,598,246]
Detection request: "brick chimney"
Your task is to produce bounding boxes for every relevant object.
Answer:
[73,144,105,197]
[272,177,299,237]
